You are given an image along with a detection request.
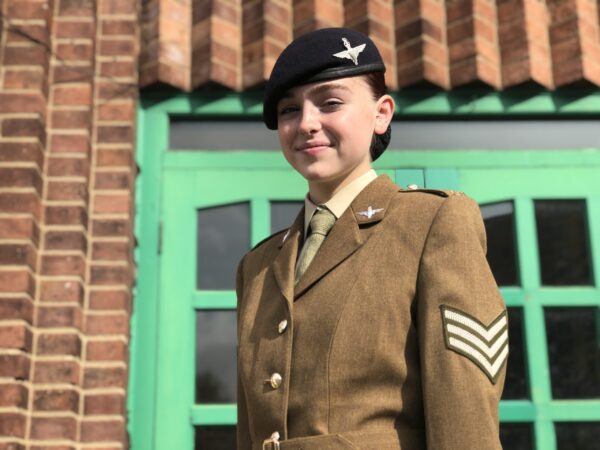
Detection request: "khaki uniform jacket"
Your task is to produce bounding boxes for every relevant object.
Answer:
[236,175,507,450]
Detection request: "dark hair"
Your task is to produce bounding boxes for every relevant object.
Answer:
[363,71,387,100]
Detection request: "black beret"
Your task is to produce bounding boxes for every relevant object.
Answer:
[263,27,386,131]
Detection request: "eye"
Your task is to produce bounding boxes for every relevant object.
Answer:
[321,99,343,111]
[278,105,299,116]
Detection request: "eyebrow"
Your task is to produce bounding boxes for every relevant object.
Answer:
[281,82,352,100]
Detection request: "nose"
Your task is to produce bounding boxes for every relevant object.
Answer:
[298,103,321,134]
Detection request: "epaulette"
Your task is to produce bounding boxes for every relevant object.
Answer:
[250,229,288,251]
[399,185,465,197]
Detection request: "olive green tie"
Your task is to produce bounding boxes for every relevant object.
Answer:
[295,208,336,285]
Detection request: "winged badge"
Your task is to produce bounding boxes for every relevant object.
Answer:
[333,38,366,66]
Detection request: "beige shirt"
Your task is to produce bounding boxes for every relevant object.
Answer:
[302,169,378,239]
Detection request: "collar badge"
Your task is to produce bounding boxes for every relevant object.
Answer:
[357,206,384,219]
[333,37,366,66]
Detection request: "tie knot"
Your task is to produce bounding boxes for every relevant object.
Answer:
[309,209,336,236]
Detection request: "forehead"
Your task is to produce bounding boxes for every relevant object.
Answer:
[281,76,368,100]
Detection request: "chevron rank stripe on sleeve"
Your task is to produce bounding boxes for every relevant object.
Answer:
[440,305,509,384]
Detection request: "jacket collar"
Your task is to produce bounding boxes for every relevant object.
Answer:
[272,174,399,301]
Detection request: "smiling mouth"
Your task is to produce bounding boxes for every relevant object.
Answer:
[297,143,331,155]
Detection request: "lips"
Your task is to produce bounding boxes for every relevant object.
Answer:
[297,141,331,155]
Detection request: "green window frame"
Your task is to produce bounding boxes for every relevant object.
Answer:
[131,87,600,450]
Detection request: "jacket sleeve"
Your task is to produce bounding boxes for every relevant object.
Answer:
[236,255,251,450]
[416,193,507,449]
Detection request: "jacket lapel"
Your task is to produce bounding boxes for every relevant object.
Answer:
[294,174,399,299]
[272,207,304,304]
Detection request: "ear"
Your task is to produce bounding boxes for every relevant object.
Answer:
[374,94,395,135]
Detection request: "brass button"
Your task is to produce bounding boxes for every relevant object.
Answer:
[408,184,418,190]
[278,320,288,334]
[269,373,283,389]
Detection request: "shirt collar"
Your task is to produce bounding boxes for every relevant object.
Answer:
[303,169,378,238]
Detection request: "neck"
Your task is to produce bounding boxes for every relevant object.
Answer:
[308,165,371,204]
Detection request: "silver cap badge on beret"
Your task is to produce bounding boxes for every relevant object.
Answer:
[333,37,366,65]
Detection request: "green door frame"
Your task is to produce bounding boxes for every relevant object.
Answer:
[131,87,600,450]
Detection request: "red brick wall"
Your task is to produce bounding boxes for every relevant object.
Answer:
[139,0,600,91]
[0,0,137,448]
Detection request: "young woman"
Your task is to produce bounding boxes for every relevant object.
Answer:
[236,27,507,450]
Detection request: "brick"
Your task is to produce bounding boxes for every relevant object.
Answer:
[99,60,136,78]
[31,417,77,440]
[3,69,45,90]
[0,192,41,218]
[49,134,90,154]
[0,216,38,240]
[0,270,36,297]
[94,194,130,214]
[55,41,94,61]
[86,340,126,361]
[0,443,25,450]
[90,265,130,285]
[2,46,47,66]
[48,156,89,177]
[34,360,79,384]
[45,230,87,252]
[52,65,94,84]
[30,446,74,450]
[6,24,50,46]
[58,0,95,16]
[83,366,126,389]
[0,354,30,379]
[99,0,137,14]
[81,419,125,442]
[51,110,91,129]
[33,389,79,412]
[0,244,37,270]
[96,148,132,167]
[40,279,84,303]
[0,93,46,115]
[92,219,130,237]
[94,172,131,190]
[0,325,32,352]
[97,102,135,121]
[0,383,28,408]
[55,20,95,38]
[6,1,49,19]
[99,39,135,57]
[88,289,130,311]
[1,117,45,140]
[0,413,26,437]
[92,241,129,261]
[37,305,82,328]
[0,142,44,168]
[0,168,43,193]
[37,333,81,356]
[41,254,85,277]
[96,81,137,102]
[4,21,47,44]
[85,313,128,335]
[53,84,92,106]
[96,125,134,144]
[101,19,136,35]
[46,180,88,202]
[84,393,124,415]
[0,298,34,323]
[45,205,88,226]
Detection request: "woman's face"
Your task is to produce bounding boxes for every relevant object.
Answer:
[276,76,390,187]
